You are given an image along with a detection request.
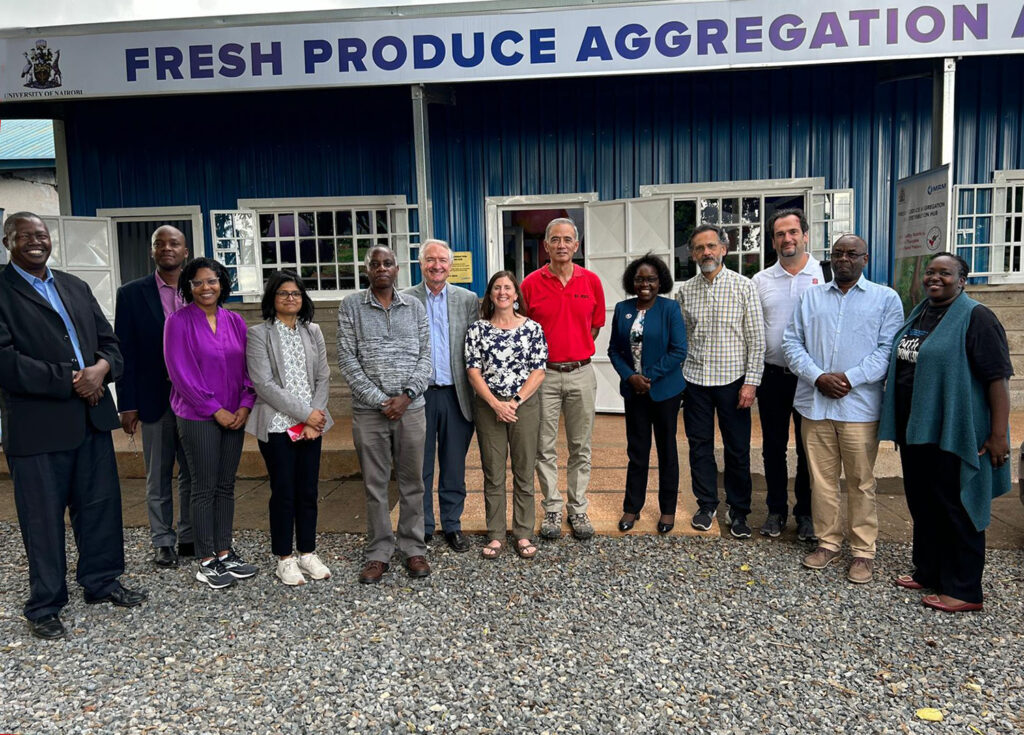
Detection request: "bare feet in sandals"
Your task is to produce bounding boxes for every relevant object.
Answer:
[482,539,503,559]
[515,538,537,559]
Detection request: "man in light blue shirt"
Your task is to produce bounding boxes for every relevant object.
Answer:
[782,234,904,584]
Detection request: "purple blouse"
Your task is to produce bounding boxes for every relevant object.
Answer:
[164,303,256,420]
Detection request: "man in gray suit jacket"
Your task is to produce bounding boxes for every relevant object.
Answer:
[403,239,479,552]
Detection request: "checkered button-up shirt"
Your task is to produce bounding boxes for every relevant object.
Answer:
[676,267,765,387]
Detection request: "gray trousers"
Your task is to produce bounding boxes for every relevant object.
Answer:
[352,407,427,563]
[475,392,539,541]
[141,407,193,547]
[176,417,244,559]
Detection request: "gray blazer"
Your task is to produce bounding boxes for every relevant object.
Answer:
[402,281,480,422]
[244,319,334,442]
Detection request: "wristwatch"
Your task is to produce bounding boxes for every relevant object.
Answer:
[511,393,522,404]
[403,388,416,400]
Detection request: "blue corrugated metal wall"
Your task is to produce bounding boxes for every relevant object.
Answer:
[429,62,934,285]
[64,87,416,256]
[955,56,1024,185]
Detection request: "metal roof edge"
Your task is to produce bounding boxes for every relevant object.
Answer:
[0,0,680,38]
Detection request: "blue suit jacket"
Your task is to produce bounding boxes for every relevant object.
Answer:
[114,273,173,423]
[608,296,687,401]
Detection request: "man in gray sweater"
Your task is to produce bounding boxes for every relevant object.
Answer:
[337,245,432,584]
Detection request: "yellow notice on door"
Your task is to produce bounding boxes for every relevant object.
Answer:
[450,251,472,283]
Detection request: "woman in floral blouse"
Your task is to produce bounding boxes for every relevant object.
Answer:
[465,271,548,559]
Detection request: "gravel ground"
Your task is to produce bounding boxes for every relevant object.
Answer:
[0,522,1022,735]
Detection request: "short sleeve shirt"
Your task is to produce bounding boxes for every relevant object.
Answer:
[520,265,605,363]
[464,318,548,397]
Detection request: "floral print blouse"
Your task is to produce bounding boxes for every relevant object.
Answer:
[464,318,548,397]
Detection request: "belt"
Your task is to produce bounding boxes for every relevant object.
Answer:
[546,358,591,373]
[764,363,793,375]
[427,384,454,390]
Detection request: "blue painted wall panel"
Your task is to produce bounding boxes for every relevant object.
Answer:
[63,87,416,256]
[955,56,1024,185]
[429,63,933,284]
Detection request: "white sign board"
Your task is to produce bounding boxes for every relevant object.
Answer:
[893,165,950,313]
[3,1,1024,101]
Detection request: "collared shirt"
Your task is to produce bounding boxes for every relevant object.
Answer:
[11,262,85,368]
[520,264,605,363]
[676,267,765,387]
[155,271,185,319]
[425,283,452,386]
[751,255,825,366]
[336,287,432,412]
[782,275,904,422]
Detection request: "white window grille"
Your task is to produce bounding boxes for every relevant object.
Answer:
[220,197,419,299]
[809,189,855,264]
[952,172,1024,282]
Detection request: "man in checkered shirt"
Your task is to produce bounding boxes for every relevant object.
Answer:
[676,224,766,539]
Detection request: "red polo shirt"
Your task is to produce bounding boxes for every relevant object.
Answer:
[521,264,605,363]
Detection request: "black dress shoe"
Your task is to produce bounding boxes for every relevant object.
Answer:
[424,532,433,543]
[444,530,472,553]
[153,546,178,568]
[657,515,676,534]
[29,614,66,640]
[177,542,195,558]
[85,584,148,608]
[618,512,639,532]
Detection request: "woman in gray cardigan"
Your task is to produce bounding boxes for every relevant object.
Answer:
[246,271,333,585]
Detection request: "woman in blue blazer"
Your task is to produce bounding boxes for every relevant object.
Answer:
[608,253,687,534]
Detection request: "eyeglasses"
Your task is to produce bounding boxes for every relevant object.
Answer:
[830,250,867,261]
[189,278,220,288]
[276,290,302,300]
[633,275,659,284]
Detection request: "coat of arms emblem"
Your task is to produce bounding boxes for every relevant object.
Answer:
[20,40,62,89]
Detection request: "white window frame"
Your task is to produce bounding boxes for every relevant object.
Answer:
[952,170,1024,283]
[641,178,848,275]
[233,195,419,301]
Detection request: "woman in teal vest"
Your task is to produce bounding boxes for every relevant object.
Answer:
[879,253,1013,613]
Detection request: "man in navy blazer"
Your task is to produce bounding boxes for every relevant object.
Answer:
[0,212,146,640]
[115,224,194,568]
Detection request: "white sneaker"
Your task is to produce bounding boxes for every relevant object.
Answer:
[297,552,331,580]
[276,556,306,586]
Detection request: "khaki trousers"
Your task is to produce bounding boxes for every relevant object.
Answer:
[801,418,879,559]
[475,393,540,541]
[537,363,597,515]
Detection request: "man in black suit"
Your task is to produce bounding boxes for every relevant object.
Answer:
[0,212,146,640]
[115,225,193,568]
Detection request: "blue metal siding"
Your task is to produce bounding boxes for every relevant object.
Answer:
[955,56,1024,184]
[430,63,933,284]
[63,87,416,256]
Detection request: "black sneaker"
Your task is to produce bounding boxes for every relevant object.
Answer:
[690,508,715,532]
[760,513,785,538]
[219,550,258,579]
[796,515,818,542]
[196,559,236,589]
[727,509,751,539]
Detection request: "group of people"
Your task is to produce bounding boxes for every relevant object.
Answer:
[0,206,1012,640]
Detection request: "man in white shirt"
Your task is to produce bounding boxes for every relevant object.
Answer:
[751,209,825,542]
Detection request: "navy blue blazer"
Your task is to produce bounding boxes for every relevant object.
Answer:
[114,273,173,423]
[607,296,687,401]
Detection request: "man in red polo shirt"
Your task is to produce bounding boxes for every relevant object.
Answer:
[521,217,605,540]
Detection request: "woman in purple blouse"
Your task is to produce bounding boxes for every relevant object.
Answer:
[164,257,257,590]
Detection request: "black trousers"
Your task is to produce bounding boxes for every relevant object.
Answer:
[683,378,752,516]
[177,418,245,559]
[259,432,323,557]
[7,426,124,621]
[623,390,683,515]
[422,385,474,534]
[756,364,811,518]
[899,443,986,603]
